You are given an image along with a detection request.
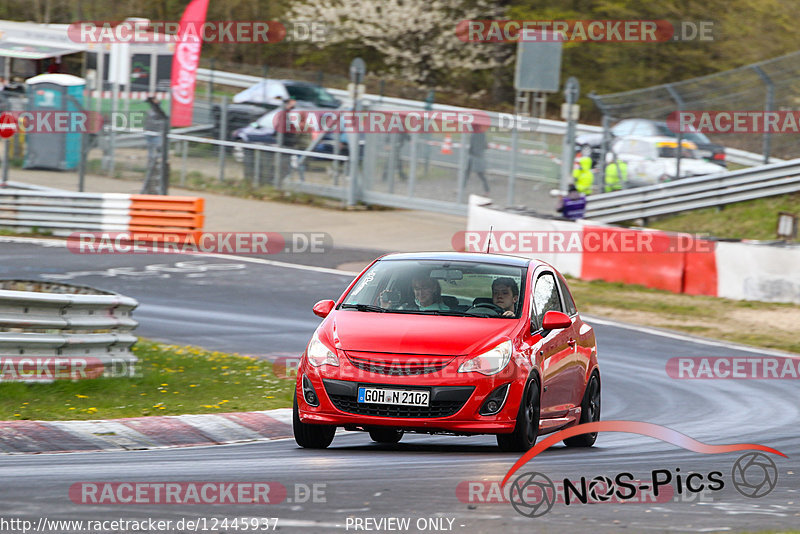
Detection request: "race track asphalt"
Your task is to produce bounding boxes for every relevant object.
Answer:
[1,238,798,533]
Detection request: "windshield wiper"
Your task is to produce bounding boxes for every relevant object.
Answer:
[340,303,386,313]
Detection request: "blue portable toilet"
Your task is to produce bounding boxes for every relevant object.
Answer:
[24,73,86,170]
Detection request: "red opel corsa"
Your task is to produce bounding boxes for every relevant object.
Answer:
[293,252,600,451]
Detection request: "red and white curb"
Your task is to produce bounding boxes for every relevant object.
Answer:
[0,409,293,454]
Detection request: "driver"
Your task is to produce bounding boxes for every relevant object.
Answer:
[492,277,519,317]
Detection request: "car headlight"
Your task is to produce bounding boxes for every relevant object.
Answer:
[306,332,339,368]
[458,340,512,375]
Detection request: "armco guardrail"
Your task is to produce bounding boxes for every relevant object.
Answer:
[0,191,204,235]
[194,68,773,166]
[584,158,800,223]
[0,280,138,382]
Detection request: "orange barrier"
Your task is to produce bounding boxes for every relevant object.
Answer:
[130,195,205,213]
[683,238,718,296]
[580,227,685,293]
[127,195,204,234]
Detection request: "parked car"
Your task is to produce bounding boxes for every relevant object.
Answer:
[231,105,350,181]
[609,136,725,187]
[576,118,726,168]
[293,252,601,452]
[213,79,341,139]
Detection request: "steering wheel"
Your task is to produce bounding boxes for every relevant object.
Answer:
[469,302,505,316]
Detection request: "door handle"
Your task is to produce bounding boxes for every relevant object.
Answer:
[567,339,576,347]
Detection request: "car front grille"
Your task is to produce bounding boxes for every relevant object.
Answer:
[346,353,453,376]
[322,379,474,419]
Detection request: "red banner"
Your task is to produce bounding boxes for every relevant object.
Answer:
[170,0,210,126]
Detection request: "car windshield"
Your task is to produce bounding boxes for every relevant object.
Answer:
[657,143,699,159]
[341,259,526,318]
[286,84,339,106]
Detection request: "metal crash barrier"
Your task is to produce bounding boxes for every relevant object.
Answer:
[0,280,139,382]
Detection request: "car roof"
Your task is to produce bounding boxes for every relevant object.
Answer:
[379,251,536,268]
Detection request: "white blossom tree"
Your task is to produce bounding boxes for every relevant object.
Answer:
[286,0,512,89]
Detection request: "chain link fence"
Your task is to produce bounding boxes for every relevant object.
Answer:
[589,50,800,162]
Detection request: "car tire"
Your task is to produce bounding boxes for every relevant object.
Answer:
[368,428,404,444]
[563,373,601,448]
[293,393,335,449]
[497,379,540,452]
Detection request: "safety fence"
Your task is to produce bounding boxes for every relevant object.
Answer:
[0,190,204,235]
[465,196,800,305]
[0,280,138,383]
[584,158,800,223]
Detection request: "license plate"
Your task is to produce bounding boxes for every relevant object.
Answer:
[357,387,430,407]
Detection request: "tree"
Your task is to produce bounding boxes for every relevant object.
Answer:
[286,0,513,89]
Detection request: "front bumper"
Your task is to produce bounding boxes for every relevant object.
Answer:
[296,363,523,434]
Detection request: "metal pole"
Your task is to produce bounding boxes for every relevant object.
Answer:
[109,64,119,177]
[507,120,518,206]
[665,84,684,180]
[180,138,188,186]
[148,51,157,95]
[407,133,417,197]
[347,58,366,207]
[2,138,9,184]
[208,58,214,104]
[598,113,611,190]
[160,110,169,195]
[456,132,467,203]
[218,96,227,182]
[753,66,774,164]
[560,78,579,192]
[274,102,284,188]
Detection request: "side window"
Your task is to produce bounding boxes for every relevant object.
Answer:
[531,273,562,330]
[557,276,577,316]
[612,120,634,136]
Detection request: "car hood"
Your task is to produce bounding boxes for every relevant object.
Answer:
[324,310,518,356]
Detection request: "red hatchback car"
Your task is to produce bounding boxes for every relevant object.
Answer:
[293,252,600,451]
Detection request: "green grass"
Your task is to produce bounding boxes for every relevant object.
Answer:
[645,192,800,241]
[0,340,295,421]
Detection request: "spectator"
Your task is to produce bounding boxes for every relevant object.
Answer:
[604,157,627,192]
[557,184,587,220]
[465,131,490,193]
[382,131,408,182]
[573,154,594,195]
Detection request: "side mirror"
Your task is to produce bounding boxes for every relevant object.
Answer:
[312,299,335,318]
[542,310,571,330]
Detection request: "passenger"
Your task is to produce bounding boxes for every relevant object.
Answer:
[410,275,450,311]
[492,277,519,317]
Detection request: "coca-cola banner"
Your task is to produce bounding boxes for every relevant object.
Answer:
[170,0,210,126]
